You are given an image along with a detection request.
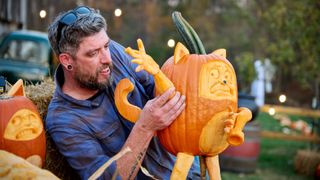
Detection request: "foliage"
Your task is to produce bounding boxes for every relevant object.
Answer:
[234,52,256,93]
[254,0,320,90]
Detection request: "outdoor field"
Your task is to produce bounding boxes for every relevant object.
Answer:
[222,111,318,180]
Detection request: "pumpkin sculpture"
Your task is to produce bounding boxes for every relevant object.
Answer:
[115,12,252,179]
[0,79,46,167]
[115,39,251,179]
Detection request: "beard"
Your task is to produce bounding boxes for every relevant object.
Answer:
[73,63,113,91]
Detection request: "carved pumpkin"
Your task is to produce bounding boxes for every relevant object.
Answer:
[157,43,238,156]
[115,11,252,179]
[0,80,46,167]
[115,40,252,179]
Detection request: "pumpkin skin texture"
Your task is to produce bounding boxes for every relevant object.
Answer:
[0,96,46,167]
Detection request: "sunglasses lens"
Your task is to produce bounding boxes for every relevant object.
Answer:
[76,6,91,14]
[60,13,77,25]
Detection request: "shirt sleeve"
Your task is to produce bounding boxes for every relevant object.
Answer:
[47,119,121,180]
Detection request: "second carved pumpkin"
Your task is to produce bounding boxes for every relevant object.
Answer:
[0,80,46,167]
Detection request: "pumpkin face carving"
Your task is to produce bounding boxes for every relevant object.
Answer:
[199,61,237,101]
[4,109,43,141]
[0,80,46,167]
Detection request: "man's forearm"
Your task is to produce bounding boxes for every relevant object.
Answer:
[116,124,154,179]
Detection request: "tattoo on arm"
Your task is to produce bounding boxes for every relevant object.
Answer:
[128,147,148,179]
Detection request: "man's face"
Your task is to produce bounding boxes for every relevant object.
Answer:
[73,30,113,90]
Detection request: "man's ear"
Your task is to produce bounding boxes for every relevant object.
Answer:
[59,53,73,69]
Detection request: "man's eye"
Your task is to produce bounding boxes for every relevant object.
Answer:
[104,45,109,50]
[90,51,98,56]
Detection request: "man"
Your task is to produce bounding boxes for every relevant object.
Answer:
[46,6,199,179]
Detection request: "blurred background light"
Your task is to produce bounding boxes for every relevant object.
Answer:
[279,94,286,103]
[39,10,46,18]
[114,8,122,17]
[167,39,175,48]
[268,107,275,115]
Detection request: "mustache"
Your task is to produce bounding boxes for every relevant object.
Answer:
[98,63,113,72]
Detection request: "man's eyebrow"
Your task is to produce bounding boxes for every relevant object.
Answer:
[85,39,111,55]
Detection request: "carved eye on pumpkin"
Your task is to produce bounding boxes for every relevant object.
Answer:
[210,69,219,79]
[4,109,43,141]
[199,61,237,101]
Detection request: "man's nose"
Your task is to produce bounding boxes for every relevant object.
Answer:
[100,49,111,63]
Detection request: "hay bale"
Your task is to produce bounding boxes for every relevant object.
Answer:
[294,150,320,176]
[25,79,80,179]
[25,78,55,119]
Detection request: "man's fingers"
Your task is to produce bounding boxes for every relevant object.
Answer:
[170,101,186,121]
[162,100,186,127]
[165,95,185,118]
[154,87,175,107]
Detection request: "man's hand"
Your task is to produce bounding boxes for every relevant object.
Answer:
[136,87,186,132]
[117,87,185,179]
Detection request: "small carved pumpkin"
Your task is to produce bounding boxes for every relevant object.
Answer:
[0,80,46,167]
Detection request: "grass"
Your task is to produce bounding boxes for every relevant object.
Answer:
[221,112,316,180]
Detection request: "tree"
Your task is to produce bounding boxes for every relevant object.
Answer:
[252,0,320,105]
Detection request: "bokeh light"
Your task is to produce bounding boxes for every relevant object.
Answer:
[39,10,46,18]
[268,107,275,116]
[114,8,122,17]
[167,39,175,48]
[279,94,286,103]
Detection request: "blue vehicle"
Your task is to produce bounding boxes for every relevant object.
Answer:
[0,30,58,84]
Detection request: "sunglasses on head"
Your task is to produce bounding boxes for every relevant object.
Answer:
[57,6,92,54]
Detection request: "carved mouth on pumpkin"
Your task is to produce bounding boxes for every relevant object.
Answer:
[15,128,38,140]
[210,84,233,97]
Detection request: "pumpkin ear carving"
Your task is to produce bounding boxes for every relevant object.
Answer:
[7,79,25,97]
[212,49,227,58]
[174,42,189,64]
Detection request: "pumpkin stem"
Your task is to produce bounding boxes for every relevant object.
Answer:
[172,11,206,55]
[199,155,207,179]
